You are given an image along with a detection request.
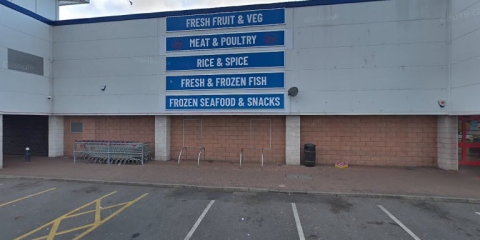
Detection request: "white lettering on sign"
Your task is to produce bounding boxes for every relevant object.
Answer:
[247,13,263,23]
[190,38,211,48]
[200,97,236,107]
[181,78,205,88]
[215,77,247,87]
[197,58,215,68]
[212,15,236,26]
[225,56,248,67]
[220,35,256,46]
[170,98,198,108]
[247,97,281,107]
[186,18,210,28]
[248,76,267,86]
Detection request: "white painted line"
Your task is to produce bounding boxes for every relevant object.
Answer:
[184,200,215,240]
[378,205,421,240]
[475,212,480,216]
[291,203,305,240]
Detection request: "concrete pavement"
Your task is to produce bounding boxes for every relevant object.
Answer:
[1,156,480,201]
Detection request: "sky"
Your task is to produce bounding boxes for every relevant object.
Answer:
[60,0,305,20]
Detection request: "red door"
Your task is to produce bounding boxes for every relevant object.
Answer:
[458,116,480,166]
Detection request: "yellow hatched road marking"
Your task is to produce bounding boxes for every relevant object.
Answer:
[15,191,149,240]
[0,188,56,208]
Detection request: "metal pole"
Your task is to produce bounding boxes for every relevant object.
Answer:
[240,149,243,168]
[261,148,264,170]
[25,147,31,162]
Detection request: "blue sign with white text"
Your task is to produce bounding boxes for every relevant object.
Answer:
[166,31,284,51]
[166,9,285,32]
[166,94,284,110]
[166,73,284,91]
[166,51,284,71]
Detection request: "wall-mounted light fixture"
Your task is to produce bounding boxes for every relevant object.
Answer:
[101,85,107,91]
[438,100,446,108]
[288,87,298,97]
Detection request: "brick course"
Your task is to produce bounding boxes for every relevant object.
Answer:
[300,116,437,167]
[170,116,286,164]
[64,116,155,156]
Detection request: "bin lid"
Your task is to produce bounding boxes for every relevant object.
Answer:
[304,143,316,150]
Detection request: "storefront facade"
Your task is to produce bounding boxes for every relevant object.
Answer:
[1,0,479,169]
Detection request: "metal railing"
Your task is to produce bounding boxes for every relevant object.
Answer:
[239,148,265,170]
[73,140,152,165]
[178,146,205,166]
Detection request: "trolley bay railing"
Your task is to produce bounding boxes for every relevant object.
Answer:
[73,140,153,165]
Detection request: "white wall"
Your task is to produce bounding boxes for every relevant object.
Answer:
[53,19,161,114]
[51,0,451,115]
[450,0,480,114]
[8,0,56,20]
[0,4,53,114]
[290,0,448,114]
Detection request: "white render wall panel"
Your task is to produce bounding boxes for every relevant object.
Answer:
[53,57,163,78]
[0,26,52,59]
[451,1,480,39]
[0,68,50,94]
[451,27,480,64]
[53,95,161,114]
[294,20,445,49]
[293,89,447,114]
[10,0,36,13]
[293,0,446,29]
[292,66,447,91]
[53,19,159,43]
[292,43,446,70]
[0,4,52,114]
[47,0,451,115]
[36,0,56,20]
[450,0,480,114]
[0,4,51,41]
[451,84,480,113]
[54,75,160,96]
[451,57,480,88]
[53,37,159,60]
[451,0,479,15]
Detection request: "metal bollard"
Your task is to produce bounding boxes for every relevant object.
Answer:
[25,147,31,162]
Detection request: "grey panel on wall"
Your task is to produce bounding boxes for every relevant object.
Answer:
[7,48,44,76]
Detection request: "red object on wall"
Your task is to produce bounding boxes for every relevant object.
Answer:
[458,116,480,166]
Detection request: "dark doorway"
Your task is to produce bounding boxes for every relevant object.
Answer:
[3,115,48,156]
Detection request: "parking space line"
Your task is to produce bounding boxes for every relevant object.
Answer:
[291,203,305,240]
[0,188,56,208]
[14,191,149,240]
[378,205,421,240]
[184,200,215,240]
[475,212,480,216]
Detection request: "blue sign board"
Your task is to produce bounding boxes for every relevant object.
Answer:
[166,31,284,51]
[166,51,284,71]
[166,9,285,32]
[166,94,284,110]
[166,73,284,91]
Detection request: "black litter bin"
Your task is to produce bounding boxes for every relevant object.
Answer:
[304,143,316,167]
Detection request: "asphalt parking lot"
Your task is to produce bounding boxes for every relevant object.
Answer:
[0,179,479,240]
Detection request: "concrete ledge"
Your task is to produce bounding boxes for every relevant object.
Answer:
[1,174,479,204]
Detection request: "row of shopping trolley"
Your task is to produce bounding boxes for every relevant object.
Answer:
[73,140,152,165]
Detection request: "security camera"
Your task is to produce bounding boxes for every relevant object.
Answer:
[47,96,52,99]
